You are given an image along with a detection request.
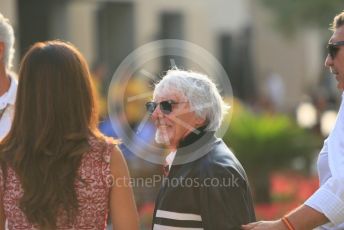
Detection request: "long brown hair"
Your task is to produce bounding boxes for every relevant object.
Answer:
[0,40,104,228]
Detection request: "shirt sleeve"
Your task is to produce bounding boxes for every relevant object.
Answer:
[305,177,344,225]
[199,164,256,230]
[304,93,344,226]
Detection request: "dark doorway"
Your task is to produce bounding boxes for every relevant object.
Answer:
[97,2,134,86]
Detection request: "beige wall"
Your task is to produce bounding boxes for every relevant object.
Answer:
[1,0,325,111]
[57,1,99,65]
[135,0,251,54]
[134,0,251,83]
[251,1,323,111]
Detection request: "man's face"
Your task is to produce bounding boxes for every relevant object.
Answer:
[151,89,205,150]
[325,25,344,90]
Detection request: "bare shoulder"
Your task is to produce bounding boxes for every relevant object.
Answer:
[103,135,121,145]
[108,143,130,178]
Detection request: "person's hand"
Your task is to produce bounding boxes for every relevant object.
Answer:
[241,220,287,230]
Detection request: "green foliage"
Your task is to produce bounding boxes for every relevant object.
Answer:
[223,102,320,172]
[260,0,344,34]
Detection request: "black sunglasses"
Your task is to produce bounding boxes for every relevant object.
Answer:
[327,41,344,59]
[145,100,187,115]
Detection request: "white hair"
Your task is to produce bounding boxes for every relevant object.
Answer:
[0,13,15,70]
[154,69,230,131]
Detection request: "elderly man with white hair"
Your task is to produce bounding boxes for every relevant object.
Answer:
[0,12,17,141]
[147,69,256,230]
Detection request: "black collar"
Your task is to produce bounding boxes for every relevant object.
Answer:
[178,125,211,148]
[171,126,217,165]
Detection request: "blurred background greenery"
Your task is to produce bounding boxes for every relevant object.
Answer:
[224,99,321,203]
[260,0,344,34]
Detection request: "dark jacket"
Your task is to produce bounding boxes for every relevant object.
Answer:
[152,128,256,230]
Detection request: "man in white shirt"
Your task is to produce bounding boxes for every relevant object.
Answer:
[243,11,344,230]
[0,13,17,141]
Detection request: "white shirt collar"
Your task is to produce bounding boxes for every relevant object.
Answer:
[0,73,17,107]
[327,91,344,178]
[165,151,176,170]
[0,73,17,140]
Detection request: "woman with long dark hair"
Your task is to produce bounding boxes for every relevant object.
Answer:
[0,40,139,230]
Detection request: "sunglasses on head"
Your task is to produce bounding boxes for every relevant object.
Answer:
[327,41,344,59]
[145,100,187,115]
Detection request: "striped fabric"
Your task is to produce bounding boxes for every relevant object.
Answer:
[153,224,203,230]
[153,210,203,230]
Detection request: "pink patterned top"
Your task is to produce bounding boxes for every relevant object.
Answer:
[0,136,114,229]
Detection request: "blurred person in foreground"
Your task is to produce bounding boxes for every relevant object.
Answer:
[146,69,256,229]
[0,13,17,141]
[243,11,344,230]
[0,40,139,230]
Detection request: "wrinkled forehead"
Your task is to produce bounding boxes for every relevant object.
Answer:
[330,25,344,43]
[153,86,187,102]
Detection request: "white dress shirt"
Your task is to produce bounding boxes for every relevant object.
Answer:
[165,151,176,170]
[305,93,344,229]
[0,74,17,141]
